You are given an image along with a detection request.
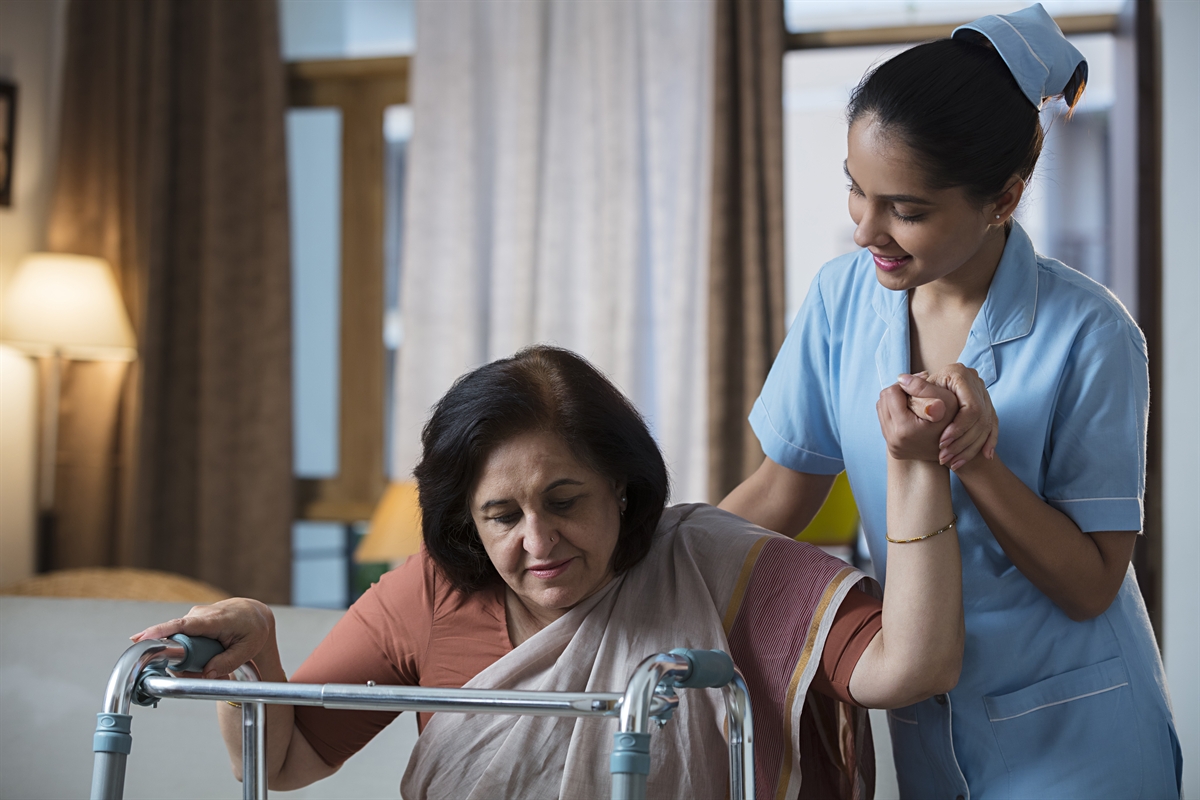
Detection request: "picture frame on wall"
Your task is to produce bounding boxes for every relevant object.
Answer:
[0,80,16,208]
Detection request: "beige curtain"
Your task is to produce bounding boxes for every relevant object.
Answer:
[707,0,787,502]
[45,0,293,602]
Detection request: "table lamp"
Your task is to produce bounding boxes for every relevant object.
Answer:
[1,252,137,570]
[355,481,423,564]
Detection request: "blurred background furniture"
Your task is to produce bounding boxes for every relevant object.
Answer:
[0,595,417,799]
[0,567,227,603]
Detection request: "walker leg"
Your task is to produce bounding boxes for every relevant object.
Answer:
[722,670,755,800]
[242,701,267,800]
[611,770,647,800]
[90,750,128,800]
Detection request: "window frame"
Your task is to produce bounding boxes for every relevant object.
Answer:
[287,56,410,523]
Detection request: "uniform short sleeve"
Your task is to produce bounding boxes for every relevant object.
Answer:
[292,553,433,766]
[1044,320,1148,532]
[750,275,845,474]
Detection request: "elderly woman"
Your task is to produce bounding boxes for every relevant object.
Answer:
[134,345,963,799]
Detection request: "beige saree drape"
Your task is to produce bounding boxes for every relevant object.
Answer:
[403,504,875,799]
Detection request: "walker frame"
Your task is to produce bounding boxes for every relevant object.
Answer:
[90,635,754,800]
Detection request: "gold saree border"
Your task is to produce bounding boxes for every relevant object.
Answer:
[722,536,769,634]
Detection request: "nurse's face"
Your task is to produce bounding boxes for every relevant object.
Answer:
[846,116,1013,293]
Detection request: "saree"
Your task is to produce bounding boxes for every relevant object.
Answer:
[402,504,876,799]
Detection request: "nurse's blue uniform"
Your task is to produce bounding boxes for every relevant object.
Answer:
[751,222,1181,798]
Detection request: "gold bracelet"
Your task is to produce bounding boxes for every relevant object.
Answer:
[225,701,243,709]
[887,515,957,544]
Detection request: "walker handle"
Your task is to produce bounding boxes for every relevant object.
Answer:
[669,649,735,689]
[168,634,225,673]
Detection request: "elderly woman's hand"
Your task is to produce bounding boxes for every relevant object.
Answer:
[878,375,960,462]
[131,598,276,679]
[917,364,999,470]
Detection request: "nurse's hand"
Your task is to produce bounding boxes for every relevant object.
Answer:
[878,378,959,462]
[914,365,999,471]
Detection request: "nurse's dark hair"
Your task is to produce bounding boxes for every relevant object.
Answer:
[848,37,1084,204]
[413,345,670,594]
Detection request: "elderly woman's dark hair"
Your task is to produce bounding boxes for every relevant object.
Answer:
[414,345,670,593]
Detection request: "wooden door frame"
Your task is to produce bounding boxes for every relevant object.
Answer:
[287,56,410,523]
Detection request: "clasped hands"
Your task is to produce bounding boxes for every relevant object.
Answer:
[877,364,998,470]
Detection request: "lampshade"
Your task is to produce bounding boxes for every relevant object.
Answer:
[1,253,137,360]
[355,481,423,564]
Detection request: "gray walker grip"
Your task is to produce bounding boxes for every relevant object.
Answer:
[669,648,735,689]
[168,634,225,673]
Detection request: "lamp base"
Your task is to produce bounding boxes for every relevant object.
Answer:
[36,509,56,573]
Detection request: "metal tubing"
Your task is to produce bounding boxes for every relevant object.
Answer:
[612,653,693,800]
[611,773,641,800]
[91,639,189,800]
[96,640,745,800]
[101,640,188,716]
[88,749,127,800]
[721,669,755,800]
[233,663,266,800]
[617,653,691,734]
[137,676,672,718]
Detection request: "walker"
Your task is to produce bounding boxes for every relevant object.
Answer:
[90,634,754,800]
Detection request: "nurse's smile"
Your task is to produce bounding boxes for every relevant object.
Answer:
[872,252,911,272]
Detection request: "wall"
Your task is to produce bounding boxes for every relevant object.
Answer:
[1159,0,1199,794]
[0,0,67,586]
[0,597,418,799]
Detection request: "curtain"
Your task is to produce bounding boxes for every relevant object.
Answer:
[45,0,293,602]
[392,0,715,503]
[706,0,787,502]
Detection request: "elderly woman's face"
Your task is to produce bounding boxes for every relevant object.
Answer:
[470,429,626,625]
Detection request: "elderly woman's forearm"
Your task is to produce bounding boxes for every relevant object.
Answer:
[215,640,335,789]
[216,644,291,781]
[850,457,963,707]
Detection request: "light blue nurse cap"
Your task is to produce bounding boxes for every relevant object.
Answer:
[952,3,1088,109]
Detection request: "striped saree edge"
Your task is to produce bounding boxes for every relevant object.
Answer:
[774,565,863,800]
[722,535,770,634]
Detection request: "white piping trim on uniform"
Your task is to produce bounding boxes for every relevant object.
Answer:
[997,16,1049,73]
[1050,497,1140,503]
[987,682,1129,722]
[755,403,843,465]
[945,693,971,800]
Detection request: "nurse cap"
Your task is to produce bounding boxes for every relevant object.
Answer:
[952,3,1088,110]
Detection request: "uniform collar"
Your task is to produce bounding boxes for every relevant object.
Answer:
[872,220,1039,389]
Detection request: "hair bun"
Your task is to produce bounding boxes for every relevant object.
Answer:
[1062,61,1088,111]
[952,3,1087,110]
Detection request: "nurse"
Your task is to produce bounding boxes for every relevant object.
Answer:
[720,5,1181,799]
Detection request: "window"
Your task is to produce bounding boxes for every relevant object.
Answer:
[281,0,413,607]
